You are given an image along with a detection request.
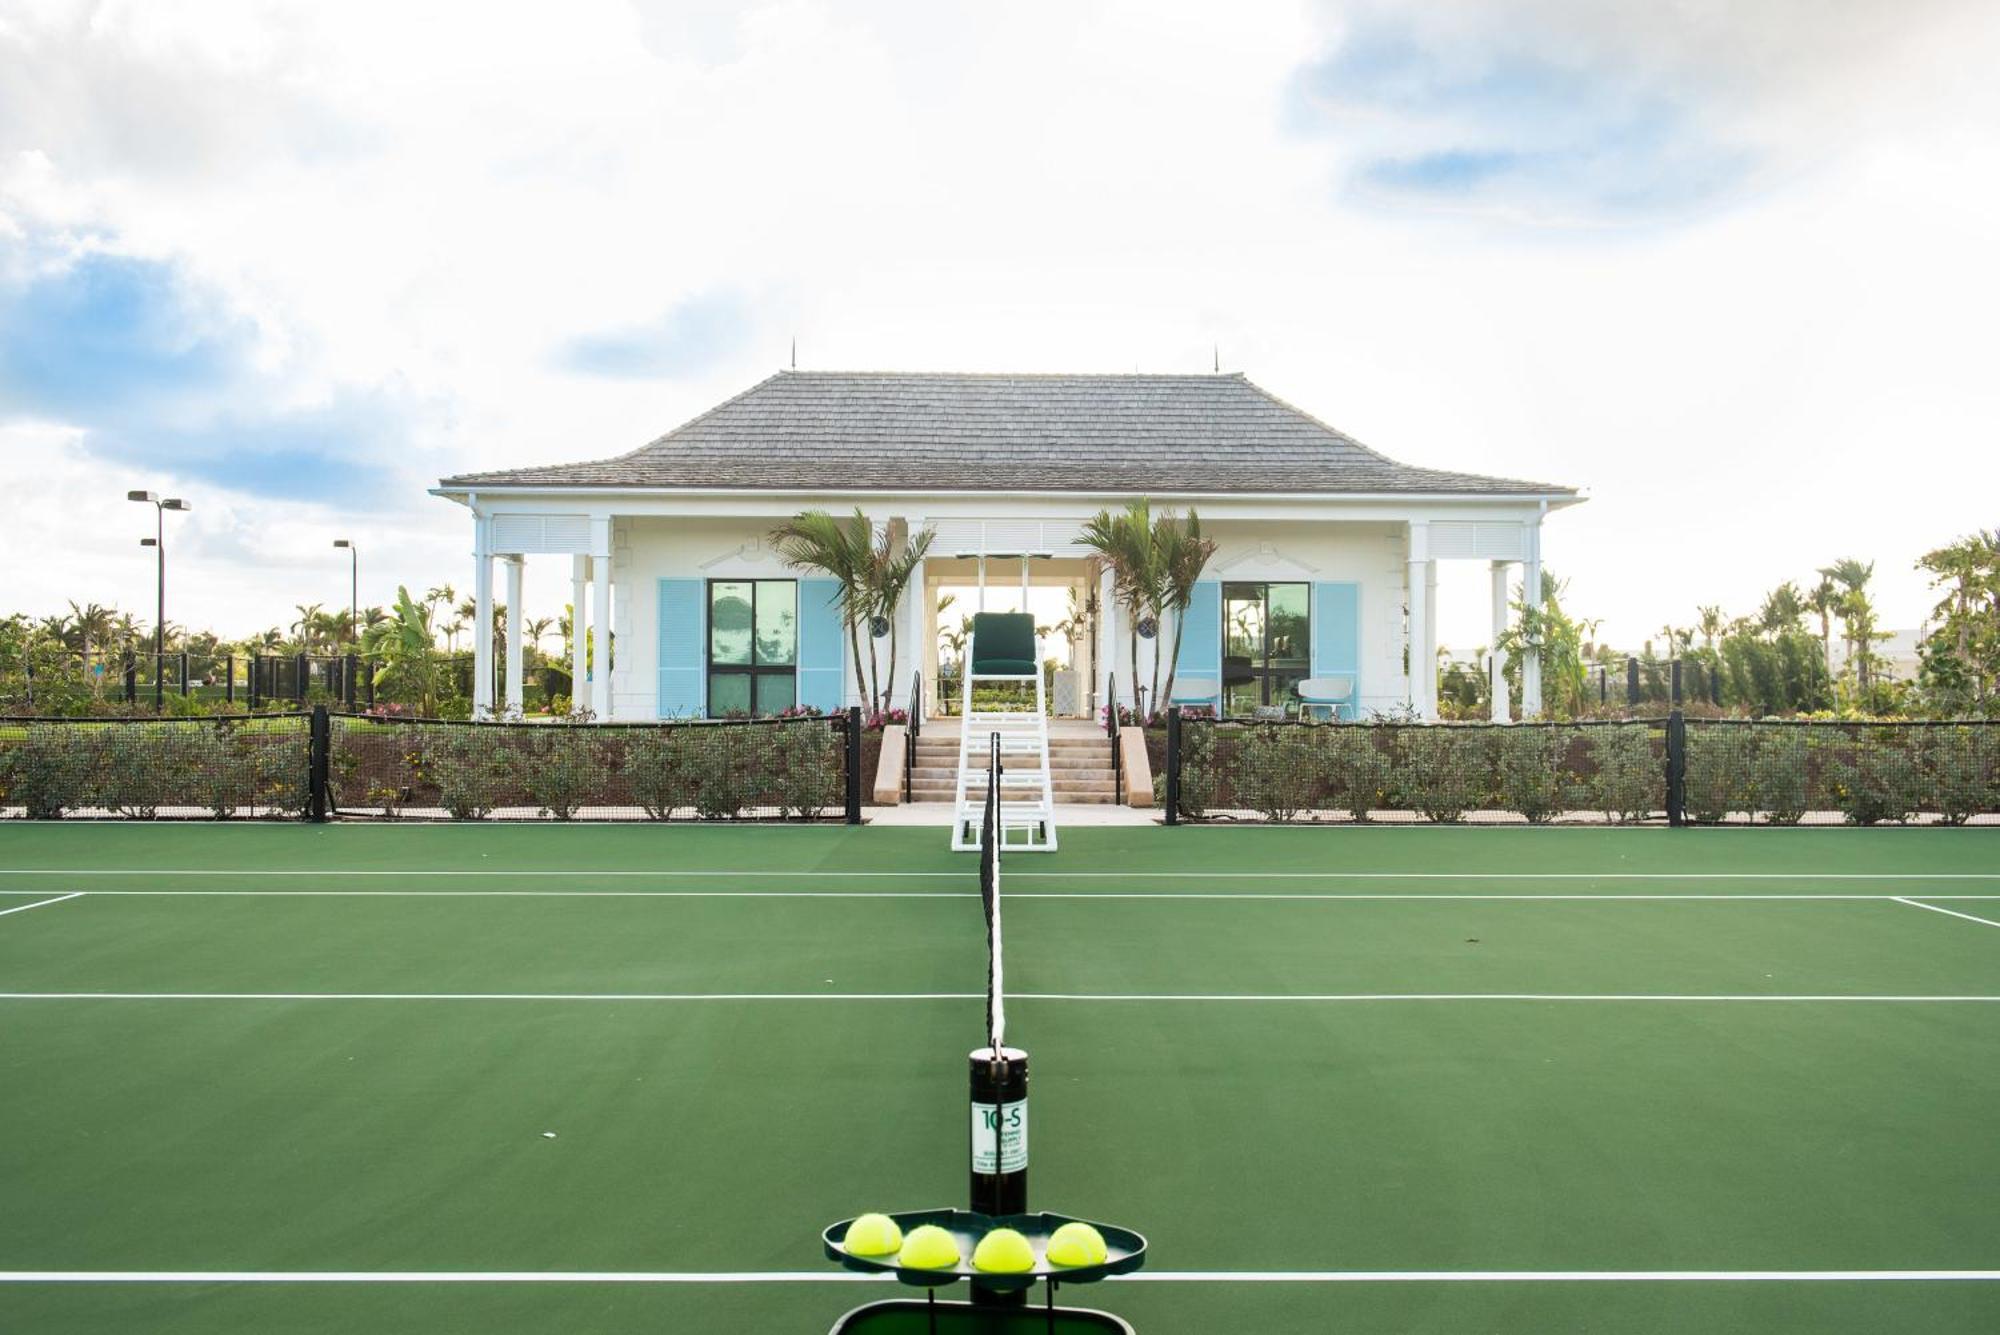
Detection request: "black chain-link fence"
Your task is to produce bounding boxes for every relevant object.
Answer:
[0,714,313,818]
[1681,719,2000,825]
[1164,713,2000,825]
[328,713,857,821]
[1,708,863,822]
[1165,717,1668,824]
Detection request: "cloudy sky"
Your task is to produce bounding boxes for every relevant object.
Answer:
[3,0,1996,652]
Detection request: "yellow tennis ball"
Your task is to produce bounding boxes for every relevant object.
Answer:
[898,1224,962,1270]
[1045,1222,1107,1268]
[971,1227,1036,1274]
[841,1213,904,1258]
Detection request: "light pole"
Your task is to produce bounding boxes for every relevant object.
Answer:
[128,491,191,709]
[333,540,358,645]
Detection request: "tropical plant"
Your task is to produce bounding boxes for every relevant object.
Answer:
[1495,569,1599,720]
[862,519,936,712]
[772,508,874,706]
[1078,499,1213,716]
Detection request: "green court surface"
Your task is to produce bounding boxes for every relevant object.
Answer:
[1,824,1996,1334]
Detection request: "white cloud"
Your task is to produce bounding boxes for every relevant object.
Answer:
[2,0,1997,652]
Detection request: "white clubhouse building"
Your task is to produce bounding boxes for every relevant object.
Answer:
[434,371,1581,723]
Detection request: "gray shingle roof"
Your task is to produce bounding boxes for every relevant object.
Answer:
[438,371,1576,496]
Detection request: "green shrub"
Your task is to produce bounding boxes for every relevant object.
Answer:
[1173,722,1217,818]
[1585,726,1657,823]
[770,722,842,818]
[421,727,512,819]
[520,728,605,820]
[0,725,94,818]
[1920,727,2000,825]
[1831,733,1919,825]
[1395,728,1488,823]
[1232,725,1325,822]
[1747,732,1809,824]
[1494,726,1571,823]
[84,727,173,818]
[624,731,690,819]
[1683,726,1755,823]
[1328,727,1393,821]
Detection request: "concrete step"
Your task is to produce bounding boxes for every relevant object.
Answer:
[910,788,1118,805]
[908,766,1116,783]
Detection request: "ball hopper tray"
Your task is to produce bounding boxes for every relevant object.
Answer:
[823,1208,1148,1291]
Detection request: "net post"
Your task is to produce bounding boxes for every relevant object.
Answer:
[841,706,863,824]
[1164,705,1182,825]
[308,705,331,822]
[1666,709,1686,827]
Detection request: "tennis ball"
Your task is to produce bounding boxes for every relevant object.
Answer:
[841,1213,904,1258]
[898,1224,962,1270]
[971,1227,1037,1274]
[1045,1222,1108,1268]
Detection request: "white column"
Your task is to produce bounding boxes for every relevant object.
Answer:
[1406,521,1430,717]
[502,555,525,719]
[471,516,494,720]
[1423,559,1439,718]
[1522,515,1544,719]
[570,554,588,715]
[903,555,927,715]
[1489,560,1511,723]
[590,520,612,718]
[1098,565,1120,715]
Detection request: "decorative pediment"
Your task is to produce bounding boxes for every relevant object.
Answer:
[1212,541,1320,578]
[699,537,776,570]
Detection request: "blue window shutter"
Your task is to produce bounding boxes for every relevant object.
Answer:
[1172,580,1222,705]
[657,580,705,717]
[796,578,845,713]
[1311,583,1360,716]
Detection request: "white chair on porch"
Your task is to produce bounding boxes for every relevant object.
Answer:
[1169,678,1221,713]
[1295,675,1356,721]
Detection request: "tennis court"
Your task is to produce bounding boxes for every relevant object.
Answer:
[2,822,1997,1333]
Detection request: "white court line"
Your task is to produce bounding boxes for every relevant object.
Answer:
[0,1269,1995,1284]
[3,869,2000,880]
[5,888,2000,901]
[0,891,82,918]
[3,992,1996,1004]
[1895,897,2000,929]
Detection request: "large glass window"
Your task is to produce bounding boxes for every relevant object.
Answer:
[708,580,797,716]
[1221,582,1310,716]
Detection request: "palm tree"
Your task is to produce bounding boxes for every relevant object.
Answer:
[441,618,466,654]
[292,603,326,653]
[771,508,875,705]
[1696,605,1725,651]
[863,519,936,712]
[1806,576,1839,678]
[1080,500,1158,710]
[1818,558,1876,685]
[1758,583,1804,637]
[1151,508,1217,713]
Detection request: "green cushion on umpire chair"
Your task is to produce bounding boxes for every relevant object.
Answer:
[970,613,1038,675]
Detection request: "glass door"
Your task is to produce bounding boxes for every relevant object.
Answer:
[1221,582,1310,716]
[707,580,798,716]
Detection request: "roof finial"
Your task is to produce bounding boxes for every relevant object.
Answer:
[1213,343,1219,373]
[790,337,796,370]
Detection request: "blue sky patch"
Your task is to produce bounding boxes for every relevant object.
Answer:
[556,289,751,378]
[1289,17,1750,223]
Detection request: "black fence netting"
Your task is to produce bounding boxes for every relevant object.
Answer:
[1169,718,1671,824]
[1681,720,2000,826]
[328,713,854,821]
[0,714,312,819]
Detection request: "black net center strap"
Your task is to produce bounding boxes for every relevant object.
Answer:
[979,732,1004,1051]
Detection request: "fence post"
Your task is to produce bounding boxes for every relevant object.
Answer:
[308,705,331,822]
[343,653,358,709]
[365,657,376,707]
[249,657,262,709]
[1709,666,1722,707]
[1625,657,1639,708]
[225,655,235,705]
[124,652,137,704]
[1164,706,1182,826]
[23,661,31,709]
[844,706,863,825]
[295,652,308,703]
[1670,659,1683,706]
[1666,709,1686,828]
